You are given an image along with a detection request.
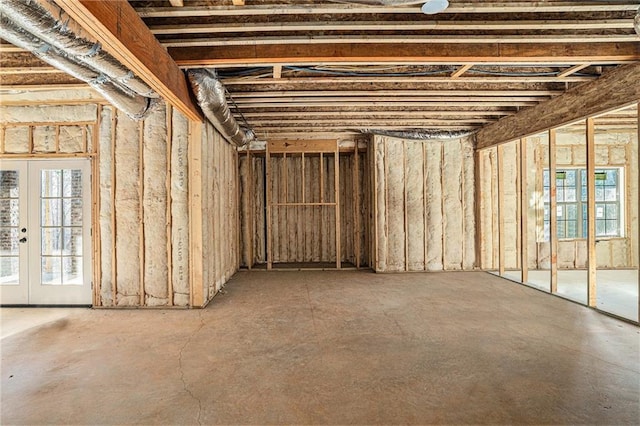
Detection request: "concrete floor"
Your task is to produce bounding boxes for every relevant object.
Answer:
[1,271,639,425]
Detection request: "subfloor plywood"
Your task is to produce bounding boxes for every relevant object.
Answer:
[1,271,638,425]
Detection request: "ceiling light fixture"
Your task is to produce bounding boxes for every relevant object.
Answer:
[421,0,449,14]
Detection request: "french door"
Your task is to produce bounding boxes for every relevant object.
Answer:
[0,159,92,305]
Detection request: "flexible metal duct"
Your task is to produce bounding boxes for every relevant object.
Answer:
[188,69,255,147]
[0,17,155,120]
[634,6,640,35]
[0,0,156,98]
[359,128,476,140]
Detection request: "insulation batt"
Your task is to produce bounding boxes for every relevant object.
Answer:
[143,105,169,304]
[99,107,114,306]
[114,111,141,305]
[32,126,56,153]
[3,127,29,153]
[58,126,85,153]
[0,104,97,123]
[171,110,190,305]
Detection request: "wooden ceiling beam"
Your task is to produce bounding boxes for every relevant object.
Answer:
[53,0,201,122]
[238,111,515,118]
[475,62,640,150]
[170,42,640,67]
[163,35,639,48]
[150,20,634,35]
[137,3,640,18]
[233,101,538,108]
[168,0,184,7]
[220,76,598,85]
[230,90,561,97]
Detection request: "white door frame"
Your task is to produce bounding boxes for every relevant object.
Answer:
[0,158,92,305]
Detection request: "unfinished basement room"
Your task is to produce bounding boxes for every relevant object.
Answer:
[1,0,639,424]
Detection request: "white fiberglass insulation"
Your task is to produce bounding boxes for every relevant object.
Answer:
[0,104,97,123]
[373,135,476,272]
[113,110,141,306]
[171,109,190,306]
[142,105,169,306]
[99,106,114,305]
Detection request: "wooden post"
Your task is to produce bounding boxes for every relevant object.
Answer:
[586,118,597,307]
[188,121,204,307]
[138,121,145,306]
[520,138,529,283]
[549,128,558,293]
[335,143,341,269]
[423,143,428,271]
[92,105,102,306]
[637,103,640,323]
[354,148,360,269]
[110,109,117,306]
[403,140,409,271]
[373,139,379,271]
[248,149,254,270]
[515,142,521,270]
[320,152,324,203]
[497,145,505,275]
[165,105,174,305]
[474,149,483,269]
[266,144,272,270]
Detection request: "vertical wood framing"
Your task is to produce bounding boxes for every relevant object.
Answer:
[520,138,529,283]
[319,152,324,203]
[334,143,341,269]
[165,105,174,306]
[474,149,483,269]
[28,126,33,154]
[586,118,597,307]
[92,105,102,306]
[423,143,428,270]
[373,139,379,270]
[549,128,558,293]
[110,111,117,306]
[138,121,145,306]
[515,142,521,270]
[354,148,360,269]
[637,103,640,323]
[497,145,505,275]
[248,149,254,269]
[384,141,389,269]
[266,145,272,270]
[403,141,409,271]
[188,121,204,307]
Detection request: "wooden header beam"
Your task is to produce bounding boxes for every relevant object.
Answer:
[475,62,640,150]
[53,0,202,122]
[170,42,640,67]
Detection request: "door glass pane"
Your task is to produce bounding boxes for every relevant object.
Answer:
[41,168,84,286]
[63,257,82,284]
[0,170,20,285]
[41,257,62,285]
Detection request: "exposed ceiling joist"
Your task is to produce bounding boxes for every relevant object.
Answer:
[52,0,201,122]
[219,76,598,85]
[136,3,640,18]
[475,62,640,149]
[150,19,635,35]
[170,43,640,67]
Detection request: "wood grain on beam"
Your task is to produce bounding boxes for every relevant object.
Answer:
[451,64,474,78]
[163,35,640,48]
[53,0,201,121]
[475,62,640,150]
[150,20,634,34]
[137,3,640,18]
[221,76,598,85]
[171,42,640,67]
[232,0,245,5]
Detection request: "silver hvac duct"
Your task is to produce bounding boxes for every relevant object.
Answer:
[635,6,640,35]
[188,69,255,147]
[0,0,156,98]
[0,17,155,120]
[359,128,477,140]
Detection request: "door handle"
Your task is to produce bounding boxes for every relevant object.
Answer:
[19,237,27,243]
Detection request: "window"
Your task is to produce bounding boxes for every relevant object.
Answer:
[542,168,623,240]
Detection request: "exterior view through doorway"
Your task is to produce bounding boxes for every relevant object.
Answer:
[0,159,92,305]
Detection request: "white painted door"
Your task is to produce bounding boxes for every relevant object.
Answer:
[0,159,92,305]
